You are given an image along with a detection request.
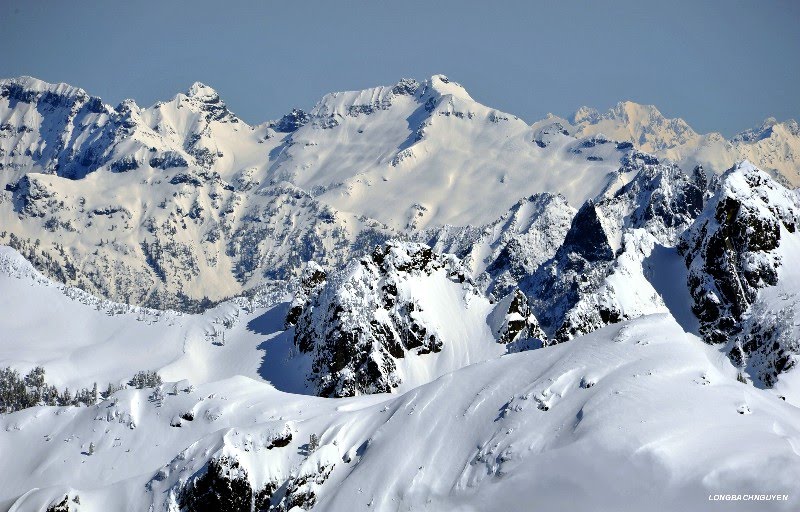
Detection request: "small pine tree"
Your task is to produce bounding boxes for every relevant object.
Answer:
[59,388,72,407]
[45,384,59,406]
[309,433,319,453]
[0,367,24,412]
[151,386,165,405]
[24,366,46,405]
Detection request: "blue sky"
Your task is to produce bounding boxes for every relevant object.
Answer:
[2,1,798,136]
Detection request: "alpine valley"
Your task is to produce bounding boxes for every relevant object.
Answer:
[1,75,800,512]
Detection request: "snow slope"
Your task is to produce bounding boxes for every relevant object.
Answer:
[275,75,626,229]
[3,315,799,511]
[0,244,293,391]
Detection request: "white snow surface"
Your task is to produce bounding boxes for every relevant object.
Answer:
[3,313,799,511]
[0,245,288,390]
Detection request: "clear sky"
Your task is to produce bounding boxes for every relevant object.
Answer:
[2,1,798,136]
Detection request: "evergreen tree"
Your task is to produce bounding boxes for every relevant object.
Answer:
[24,366,46,405]
[59,388,72,407]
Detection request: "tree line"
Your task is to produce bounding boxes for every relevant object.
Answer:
[0,366,162,414]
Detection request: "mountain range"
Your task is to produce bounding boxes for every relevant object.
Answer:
[1,75,799,511]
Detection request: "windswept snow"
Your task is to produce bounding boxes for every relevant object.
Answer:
[3,315,799,511]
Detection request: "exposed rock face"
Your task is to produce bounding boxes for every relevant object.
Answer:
[179,456,254,512]
[293,241,474,397]
[490,289,546,346]
[679,161,800,384]
[738,302,800,387]
[680,162,796,341]
[276,446,337,511]
[271,109,311,133]
[524,159,704,341]
[561,200,616,262]
[45,495,71,512]
[596,161,704,247]
[523,200,618,341]
[167,426,338,512]
[419,193,576,298]
[284,262,327,328]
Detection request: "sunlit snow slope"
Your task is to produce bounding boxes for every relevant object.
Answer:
[2,315,799,512]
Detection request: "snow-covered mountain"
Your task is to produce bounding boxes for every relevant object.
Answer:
[2,73,800,511]
[2,75,799,312]
[0,75,636,310]
[571,101,800,186]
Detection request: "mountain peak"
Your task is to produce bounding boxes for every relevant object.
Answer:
[571,106,600,125]
[0,75,92,102]
[309,74,474,119]
[731,117,781,143]
[570,100,697,152]
[422,74,473,101]
[185,81,221,102]
[610,101,665,121]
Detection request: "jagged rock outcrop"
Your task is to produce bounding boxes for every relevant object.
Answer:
[489,289,546,347]
[284,262,327,328]
[524,159,704,341]
[419,193,576,298]
[679,161,800,384]
[179,456,254,512]
[293,241,478,397]
[523,200,619,341]
[680,162,797,342]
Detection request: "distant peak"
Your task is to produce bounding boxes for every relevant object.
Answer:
[0,75,89,99]
[310,75,475,119]
[571,106,600,125]
[185,82,220,102]
[732,117,780,144]
[423,74,473,101]
[573,101,672,126]
[612,100,663,117]
[784,119,800,136]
